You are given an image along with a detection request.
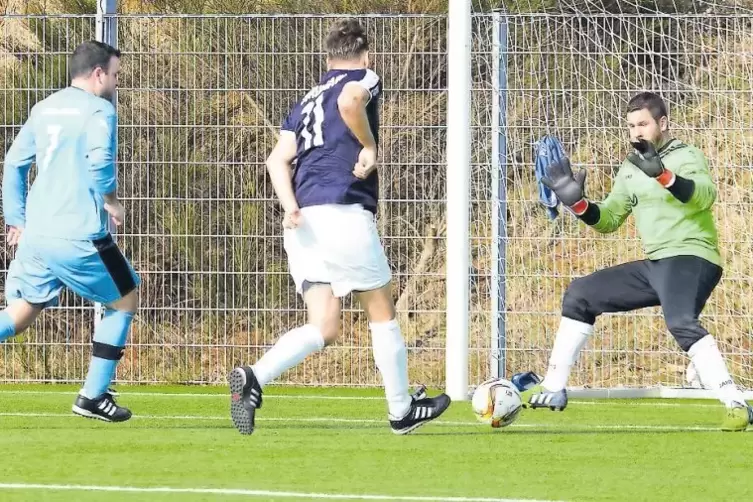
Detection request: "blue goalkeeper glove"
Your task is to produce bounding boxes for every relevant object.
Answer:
[511,371,542,393]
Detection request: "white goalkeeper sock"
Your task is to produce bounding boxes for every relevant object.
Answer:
[541,317,594,392]
[688,335,747,408]
[251,324,325,388]
[370,319,412,419]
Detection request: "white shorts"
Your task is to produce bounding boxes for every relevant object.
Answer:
[283,204,392,298]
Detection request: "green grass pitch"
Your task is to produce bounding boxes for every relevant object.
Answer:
[0,384,750,501]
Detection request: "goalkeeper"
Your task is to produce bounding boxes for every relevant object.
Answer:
[518,92,752,431]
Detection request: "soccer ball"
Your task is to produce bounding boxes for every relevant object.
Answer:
[471,377,523,428]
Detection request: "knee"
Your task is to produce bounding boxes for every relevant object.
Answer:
[365,303,396,324]
[561,278,597,325]
[110,289,139,314]
[665,315,705,352]
[313,308,340,346]
[6,300,43,334]
[356,283,396,323]
[318,323,339,346]
[304,286,340,346]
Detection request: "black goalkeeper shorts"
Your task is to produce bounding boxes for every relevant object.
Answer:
[561,255,722,351]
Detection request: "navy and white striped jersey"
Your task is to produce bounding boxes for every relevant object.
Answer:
[281,68,382,214]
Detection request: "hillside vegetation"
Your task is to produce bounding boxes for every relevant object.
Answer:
[1,0,752,390]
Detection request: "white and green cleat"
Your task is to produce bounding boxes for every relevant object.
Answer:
[521,385,568,411]
[511,372,568,411]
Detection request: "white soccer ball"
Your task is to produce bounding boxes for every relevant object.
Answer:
[471,377,523,428]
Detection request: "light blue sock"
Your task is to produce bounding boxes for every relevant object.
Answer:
[0,311,17,342]
[82,310,133,399]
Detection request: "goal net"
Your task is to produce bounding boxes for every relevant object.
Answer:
[476,0,753,396]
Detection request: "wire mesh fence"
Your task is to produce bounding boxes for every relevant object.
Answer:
[1,12,752,390]
[1,14,456,385]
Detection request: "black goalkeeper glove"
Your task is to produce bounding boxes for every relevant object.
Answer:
[627,139,675,187]
[541,158,589,215]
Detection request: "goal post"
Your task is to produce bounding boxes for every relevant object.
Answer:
[490,10,508,381]
[445,0,472,401]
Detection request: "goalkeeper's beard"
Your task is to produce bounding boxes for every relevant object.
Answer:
[632,132,667,150]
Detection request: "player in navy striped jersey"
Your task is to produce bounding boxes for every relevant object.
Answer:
[229,18,451,435]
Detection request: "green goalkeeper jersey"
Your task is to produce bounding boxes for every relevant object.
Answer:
[592,138,721,267]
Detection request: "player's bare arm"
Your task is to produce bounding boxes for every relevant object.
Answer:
[265,130,300,228]
[338,82,377,179]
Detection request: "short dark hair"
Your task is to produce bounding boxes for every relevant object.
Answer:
[627,92,668,121]
[324,18,369,60]
[69,40,121,80]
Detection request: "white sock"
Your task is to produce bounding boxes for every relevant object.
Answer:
[370,319,412,419]
[688,335,747,408]
[251,325,325,388]
[541,317,594,392]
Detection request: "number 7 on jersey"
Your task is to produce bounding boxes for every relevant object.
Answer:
[41,124,63,173]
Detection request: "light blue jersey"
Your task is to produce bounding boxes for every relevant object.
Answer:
[2,86,139,309]
[3,86,117,241]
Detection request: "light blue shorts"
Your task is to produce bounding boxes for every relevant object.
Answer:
[5,233,140,308]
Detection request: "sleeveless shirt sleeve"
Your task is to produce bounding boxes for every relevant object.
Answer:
[353,69,381,103]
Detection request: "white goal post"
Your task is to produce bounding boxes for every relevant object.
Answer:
[445,0,472,401]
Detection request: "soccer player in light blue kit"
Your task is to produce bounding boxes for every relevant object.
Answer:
[2,41,139,422]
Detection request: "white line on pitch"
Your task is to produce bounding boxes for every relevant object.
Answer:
[0,390,725,407]
[0,412,733,431]
[0,482,561,502]
[569,400,719,408]
[0,390,382,400]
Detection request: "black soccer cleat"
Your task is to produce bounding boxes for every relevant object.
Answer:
[229,366,263,435]
[389,386,451,435]
[72,392,132,423]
